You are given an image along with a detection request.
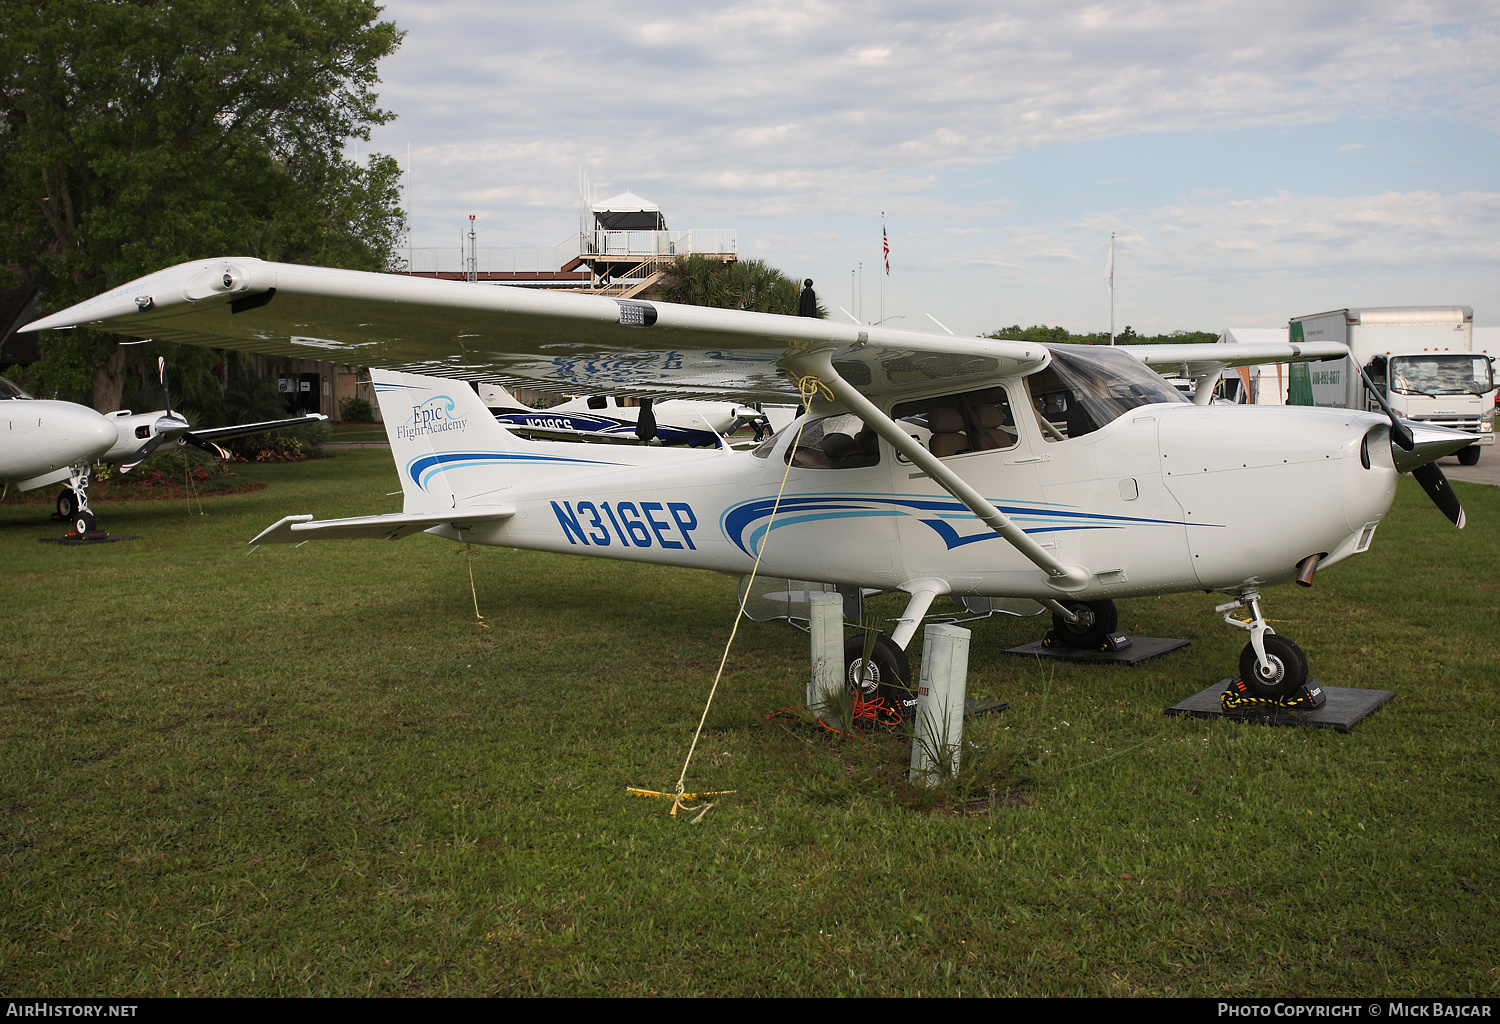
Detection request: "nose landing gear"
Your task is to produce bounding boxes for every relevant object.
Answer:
[1216,588,1311,700]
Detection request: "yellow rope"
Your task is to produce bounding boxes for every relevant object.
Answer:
[658,374,824,820]
[182,449,205,516]
[464,543,488,626]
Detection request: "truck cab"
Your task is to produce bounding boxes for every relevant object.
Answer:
[1292,306,1495,465]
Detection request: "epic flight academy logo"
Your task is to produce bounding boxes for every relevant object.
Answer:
[396,395,467,442]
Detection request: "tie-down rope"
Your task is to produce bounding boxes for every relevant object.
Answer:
[634,373,827,820]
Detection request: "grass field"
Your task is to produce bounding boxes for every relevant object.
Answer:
[1,450,1496,996]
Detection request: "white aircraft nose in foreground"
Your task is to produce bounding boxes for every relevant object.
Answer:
[23,258,1475,704]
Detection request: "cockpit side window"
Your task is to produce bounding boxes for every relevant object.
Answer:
[891,386,1018,461]
[1024,345,1188,442]
[784,412,880,470]
[0,376,34,400]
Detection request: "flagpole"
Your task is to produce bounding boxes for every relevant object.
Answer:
[880,212,886,327]
[1107,232,1116,346]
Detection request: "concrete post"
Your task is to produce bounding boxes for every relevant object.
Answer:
[909,622,971,787]
[808,591,845,729]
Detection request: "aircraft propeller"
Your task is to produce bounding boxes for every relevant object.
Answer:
[120,358,230,473]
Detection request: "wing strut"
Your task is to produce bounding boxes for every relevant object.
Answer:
[783,350,1091,592]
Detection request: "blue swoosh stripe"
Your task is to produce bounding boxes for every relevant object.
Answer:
[406,450,621,491]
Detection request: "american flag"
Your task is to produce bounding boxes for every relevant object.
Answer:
[882,224,889,275]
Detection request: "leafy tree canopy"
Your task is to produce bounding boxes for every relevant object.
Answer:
[986,324,1219,346]
[0,0,406,406]
[651,256,825,318]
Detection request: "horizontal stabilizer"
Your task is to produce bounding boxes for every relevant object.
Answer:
[249,506,514,545]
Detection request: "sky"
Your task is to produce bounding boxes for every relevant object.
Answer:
[361,0,1500,336]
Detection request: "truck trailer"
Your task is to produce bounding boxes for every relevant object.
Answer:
[1292,306,1495,465]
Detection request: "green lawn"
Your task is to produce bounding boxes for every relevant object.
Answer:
[1,451,1496,996]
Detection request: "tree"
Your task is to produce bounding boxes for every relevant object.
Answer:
[651,256,824,318]
[0,0,405,408]
[987,324,1220,346]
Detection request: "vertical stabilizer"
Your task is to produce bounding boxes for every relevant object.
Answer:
[370,368,642,512]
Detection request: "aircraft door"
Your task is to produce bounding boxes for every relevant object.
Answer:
[887,385,1045,593]
[761,410,902,586]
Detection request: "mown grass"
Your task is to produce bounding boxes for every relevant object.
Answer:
[1,451,1496,996]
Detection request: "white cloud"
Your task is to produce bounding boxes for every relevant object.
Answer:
[373,0,1500,237]
[360,2,1500,331]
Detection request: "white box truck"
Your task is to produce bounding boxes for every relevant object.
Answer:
[1291,306,1495,465]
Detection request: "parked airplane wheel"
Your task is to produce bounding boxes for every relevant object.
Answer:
[56,488,79,519]
[843,633,914,728]
[1050,599,1118,648]
[1457,445,1481,466]
[1238,634,1308,699]
[72,511,96,536]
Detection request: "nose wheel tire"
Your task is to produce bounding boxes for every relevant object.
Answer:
[1238,634,1308,699]
[1050,599,1119,649]
[842,634,914,727]
[57,488,79,519]
[72,511,96,536]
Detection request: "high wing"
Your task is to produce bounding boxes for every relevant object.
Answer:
[1120,341,1348,404]
[22,258,1047,400]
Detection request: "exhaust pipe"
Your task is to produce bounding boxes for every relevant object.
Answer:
[1295,553,1321,588]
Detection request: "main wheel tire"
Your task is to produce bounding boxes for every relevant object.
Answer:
[843,633,914,727]
[1238,634,1308,699]
[56,488,78,519]
[1457,445,1481,467]
[1050,599,1119,649]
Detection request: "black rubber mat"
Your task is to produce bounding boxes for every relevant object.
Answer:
[1165,680,1395,733]
[1004,636,1191,665]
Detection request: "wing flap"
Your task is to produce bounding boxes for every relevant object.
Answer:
[249,506,515,545]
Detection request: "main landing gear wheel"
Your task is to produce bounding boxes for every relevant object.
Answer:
[1457,446,1481,467]
[57,488,79,519]
[843,633,914,727]
[1238,634,1308,700]
[1050,599,1118,649]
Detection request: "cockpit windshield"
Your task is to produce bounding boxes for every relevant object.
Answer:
[1025,344,1188,441]
[1390,355,1494,397]
[0,376,34,400]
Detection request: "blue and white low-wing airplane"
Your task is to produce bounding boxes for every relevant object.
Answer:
[22,258,1475,702]
[477,383,774,447]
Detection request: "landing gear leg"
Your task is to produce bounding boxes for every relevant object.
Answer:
[62,462,97,536]
[1216,588,1308,699]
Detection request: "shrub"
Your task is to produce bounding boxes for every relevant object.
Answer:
[339,396,375,421]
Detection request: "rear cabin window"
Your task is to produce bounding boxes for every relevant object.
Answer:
[891,387,1018,460]
[783,413,880,470]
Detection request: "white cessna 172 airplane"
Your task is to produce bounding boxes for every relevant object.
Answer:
[21,258,1475,704]
[0,359,324,534]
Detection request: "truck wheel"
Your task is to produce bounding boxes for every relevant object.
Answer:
[1457,446,1480,466]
